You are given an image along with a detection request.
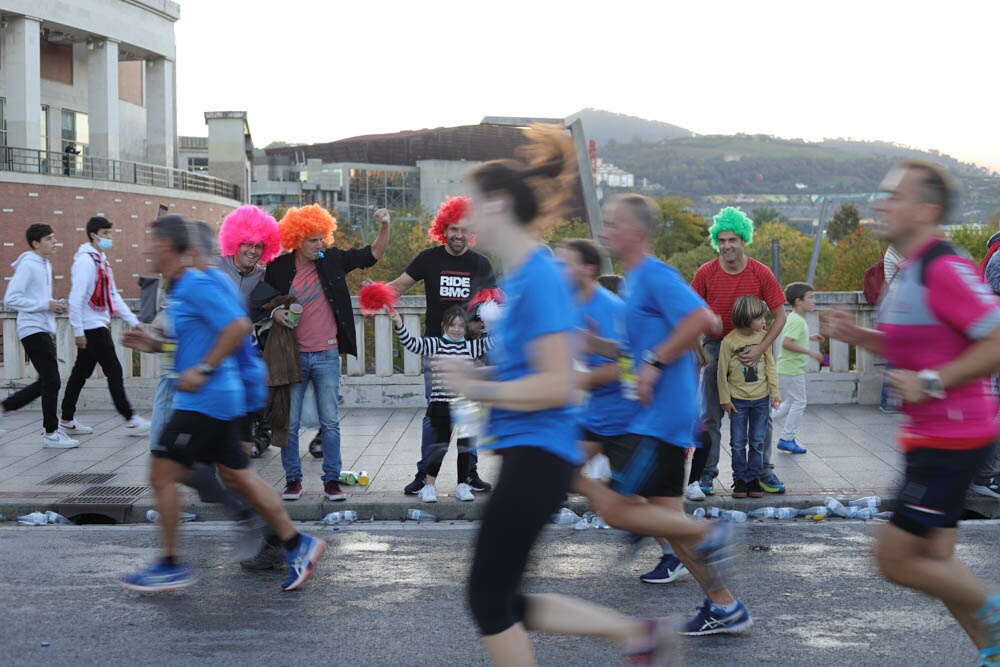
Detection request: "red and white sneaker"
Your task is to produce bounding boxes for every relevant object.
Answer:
[59,419,94,435]
[282,479,303,500]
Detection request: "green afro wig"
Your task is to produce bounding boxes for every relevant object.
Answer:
[709,207,754,251]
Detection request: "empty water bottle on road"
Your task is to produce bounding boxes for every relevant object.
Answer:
[551,508,580,525]
[720,510,748,523]
[799,506,829,518]
[849,496,881,510]
[321,511,358,525]
[873,511,893,520]
[338,471,360,485]
[824,497,850,518]
[775,507,798,519]
[146,510,199,523]
[847,507,875,520]
[748,507,776,519]
[407,508,439,522]
[44,511,74,525]
[16,512,48,526]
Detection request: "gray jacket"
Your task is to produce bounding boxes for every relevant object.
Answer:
[216,255,265,310]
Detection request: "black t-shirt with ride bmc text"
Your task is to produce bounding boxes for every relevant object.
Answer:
[404,246,497,336]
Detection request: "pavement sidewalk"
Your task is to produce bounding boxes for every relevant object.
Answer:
[1,404,997,522]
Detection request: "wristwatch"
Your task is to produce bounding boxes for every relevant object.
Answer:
[192,362,215,376]
[641,349,664,370]
[917,369,945,399]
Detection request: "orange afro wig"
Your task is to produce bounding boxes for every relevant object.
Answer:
[279,204,336,252]
[428,196,469,244]
[218,205,281,264]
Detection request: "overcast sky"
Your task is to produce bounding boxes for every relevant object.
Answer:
[174,1,999,172]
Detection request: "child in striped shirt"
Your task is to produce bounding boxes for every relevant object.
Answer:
[391,305,493,502]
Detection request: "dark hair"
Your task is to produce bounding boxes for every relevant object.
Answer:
[731,295,768,330]
[441,305,469,332]
[563,238,603,271]
[897,159,958,222]
[150,214,192,254]
[597,274,624,295]
[468,124,576,226]
[784,282,814,306]
[86,216,112,241]
[26,223,54,249]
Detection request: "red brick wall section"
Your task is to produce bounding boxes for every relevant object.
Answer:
[40,42,73,85]
[0,182,236,299]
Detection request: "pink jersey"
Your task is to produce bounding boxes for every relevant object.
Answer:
[878,238,1000,447]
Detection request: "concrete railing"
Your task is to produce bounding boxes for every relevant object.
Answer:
[0,292,882,408]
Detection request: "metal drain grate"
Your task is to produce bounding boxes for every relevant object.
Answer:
[57,485,151,504]
[41,473,117,486]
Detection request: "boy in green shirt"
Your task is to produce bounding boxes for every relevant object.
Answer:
[772,282,824,454]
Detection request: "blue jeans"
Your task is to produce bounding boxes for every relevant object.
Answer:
[730,397,769,482]
[417,361,479,476]
[283,350,342,483]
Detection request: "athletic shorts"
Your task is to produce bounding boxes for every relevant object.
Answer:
[890,444,992,536]
[153,410,249,471]
[580,428,625,459]
[235,414,253,443]
[608,434,686,498]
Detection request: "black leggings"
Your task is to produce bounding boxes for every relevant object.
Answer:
[425,411,471,481]
[2,332,61,433]
[687,430,711,484]
[61,327,133,421]
[467,446,574,636]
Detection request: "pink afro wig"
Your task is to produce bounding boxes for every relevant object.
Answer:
[218,205,281,264]
[279,204,336,252]
[428,196,469,244]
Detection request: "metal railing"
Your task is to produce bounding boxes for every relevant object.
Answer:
[0,145,241,201]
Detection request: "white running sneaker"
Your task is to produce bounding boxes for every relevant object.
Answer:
[43,430,79,449]
[685,481,706,502]
[59,419,94,435]
[419,484,438,503]
[124,415,150,436]
[455,483,475,502]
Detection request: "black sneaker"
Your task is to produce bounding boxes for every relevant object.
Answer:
[732,479,748,498]
[309,432,323,458]
[240,542,285,571]
[466,470,492,493]
[404,472,426,495]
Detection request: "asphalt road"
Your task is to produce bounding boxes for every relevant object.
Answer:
[0,520,993,666]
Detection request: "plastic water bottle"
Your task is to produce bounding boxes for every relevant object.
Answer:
[320,511,358,525]
[720,510,747,523]
[849,496,881,510]
[573,511,608,530]
[775,507,798,520]
[338,471,359,485]
[406,508,439,522]
[551,508,580,525]
[145,510,199,523]
[692,507,707,519]
[357,470,370,486]
[16,512,49,526]
[873,511,893,520]
[451,399,486,439]
[748,507,776,519]
[847,507,876,520]
[44,511,74,525]
[824,497,850,518]
[799,506,828,518]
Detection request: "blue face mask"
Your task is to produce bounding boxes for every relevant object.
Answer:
[97,237,113,251]
[443,332,465,343]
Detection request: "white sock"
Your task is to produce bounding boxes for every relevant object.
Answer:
[661,543,675,556]
[713,600,739,613]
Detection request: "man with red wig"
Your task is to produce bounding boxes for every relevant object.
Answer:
[262,204,390,502]
[388,196,497,495]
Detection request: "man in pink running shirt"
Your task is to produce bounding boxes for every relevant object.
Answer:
[826,160,1000,665]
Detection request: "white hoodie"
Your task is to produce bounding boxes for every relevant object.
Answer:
[3,251,56,339]
[68,242,138,336]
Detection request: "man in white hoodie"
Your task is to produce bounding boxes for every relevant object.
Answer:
[59,216,149,436]
[1,224,78,448]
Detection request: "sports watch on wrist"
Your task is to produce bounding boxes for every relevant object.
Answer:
[641,349,664,370]
[917,369,945,399]
[193,362,215,376]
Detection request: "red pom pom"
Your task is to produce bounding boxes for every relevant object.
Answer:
[358,281,398,316]
[467,288,505,311]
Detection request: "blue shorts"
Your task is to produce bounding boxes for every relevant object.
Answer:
[890,445,992,536]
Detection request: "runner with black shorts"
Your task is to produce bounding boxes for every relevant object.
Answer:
[826,160,1000,665]
[119,216,325,593]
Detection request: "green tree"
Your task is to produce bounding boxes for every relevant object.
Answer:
[947,222,1000,263]
[544,217,593,247]
[654,196,709,258]
[750,207,784,228]
[667,242,717,282]
[827,203,861,243]
[747,222,835,286]
[822,227,882,291]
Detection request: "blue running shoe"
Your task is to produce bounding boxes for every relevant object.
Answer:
[119,559,196,592]
[281,533,327,591]
[777,439,807,454]
[640,554,689,584]
[974,593,1000,664]
[699,473,715,496]
[759,471,786,494]
[681,598,753,636]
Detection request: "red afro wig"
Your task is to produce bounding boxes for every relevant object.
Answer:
[218,205,281,264]
[279,204,336,252]
[428,196,470,244]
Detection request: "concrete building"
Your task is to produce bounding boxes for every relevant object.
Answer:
[0,1,244,299]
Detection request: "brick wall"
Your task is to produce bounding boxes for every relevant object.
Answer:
[0,181,237,299]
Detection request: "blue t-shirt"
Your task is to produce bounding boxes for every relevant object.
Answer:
[580,286,637,436]
[485,247,584,465]
[623,256,707,447]
[170,269,247,420]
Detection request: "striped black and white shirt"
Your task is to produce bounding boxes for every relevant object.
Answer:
[394,323,494,404]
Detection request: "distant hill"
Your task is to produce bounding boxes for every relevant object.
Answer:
[567,108,694,146]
